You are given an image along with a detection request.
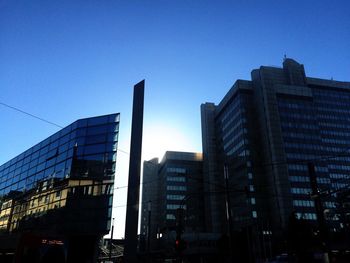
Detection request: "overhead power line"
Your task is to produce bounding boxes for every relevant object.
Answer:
[0,101,63,128]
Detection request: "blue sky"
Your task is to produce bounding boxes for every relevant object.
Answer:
[1,0,349,238]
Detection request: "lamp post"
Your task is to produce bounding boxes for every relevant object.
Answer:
[147,201,152,255]
[224,164,234,263]
[109,217,115,262]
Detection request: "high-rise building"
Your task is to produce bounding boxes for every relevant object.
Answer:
[140,151,204,253]
[0,113,119,263]
[201,58,350,259]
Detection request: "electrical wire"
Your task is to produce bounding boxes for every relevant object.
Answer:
[0,102,63,128]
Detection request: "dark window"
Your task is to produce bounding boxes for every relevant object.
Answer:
[59,134,70,145]
[49,140,59,150]
[83,154,105,162]
[76,128,86,137]
[40,146,49,156]
[88,116,109,126]
[86,134,106,144]
[84,144,106,155]
[87,125,107,136]
[59,125,71,137]
[77,119,88,128]
[59,142,69,153]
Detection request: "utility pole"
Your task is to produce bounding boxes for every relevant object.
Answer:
[308,162,329,262]
[109,218,115,262]
[147,201,152,257]
[224,164,234,262]
[175,207,185,263]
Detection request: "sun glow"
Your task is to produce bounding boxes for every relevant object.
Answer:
[142,122,194,161]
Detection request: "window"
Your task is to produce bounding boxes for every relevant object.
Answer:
[252,211,257,218]
[248,173,253,180]
[86,134,106,145]
[166,214,176,220]
[84,144,106,155]
[251,198,256,205]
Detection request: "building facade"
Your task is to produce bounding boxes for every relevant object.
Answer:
[140,151,204,255]
[201,58,350,260]
[0,113,119,263]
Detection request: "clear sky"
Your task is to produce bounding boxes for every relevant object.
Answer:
[1,0,349,238]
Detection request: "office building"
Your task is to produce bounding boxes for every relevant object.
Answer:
[140,151,204,254]
[201,58,350,259]
[0,113,119,263]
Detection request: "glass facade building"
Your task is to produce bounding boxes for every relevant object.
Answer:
[0,113,119,263]
[201,58,350,260]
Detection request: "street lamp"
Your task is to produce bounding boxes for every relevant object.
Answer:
[109,217,115,262]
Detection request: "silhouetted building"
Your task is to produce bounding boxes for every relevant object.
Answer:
[0,113,119,263]
[201,58,350,260]
[140,151,204,254]
[140,158,159,252]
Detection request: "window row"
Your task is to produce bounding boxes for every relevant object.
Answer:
[289,176,310,183]
[322,137,350,145]
[166,176,186,182]
[166,195,185,200]
[286,152,317,160]
[324,201,336,209]
[320,129,350,137]
[281,122,318,130]
[329,173,350,180]
[222,115,247,134]
[1,151,116,188]
[279,111,315,121]
[166,185,187,191]
[225,139,248,156]
[317,177,331,184]
[328,164,350,171]
[295,212,317,220]
[318,114,349,122]
[293,200,315,207]
[318,121,350,130]
[288,164,308,172]
[222,119,247,142]
[0,135,117,180]
[291,187,311,195]
[284,142,322,151]
[331,183,348,189]
[0,123,118,174]
[166,204,186,210]
[166,214,176,220]
[220,97,243,124]
[277,101,313,111]
[167,167,186,174]
[313,90,350,100]
[283,132,320,140]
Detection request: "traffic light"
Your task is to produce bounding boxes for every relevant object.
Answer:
[175,238,186,252]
